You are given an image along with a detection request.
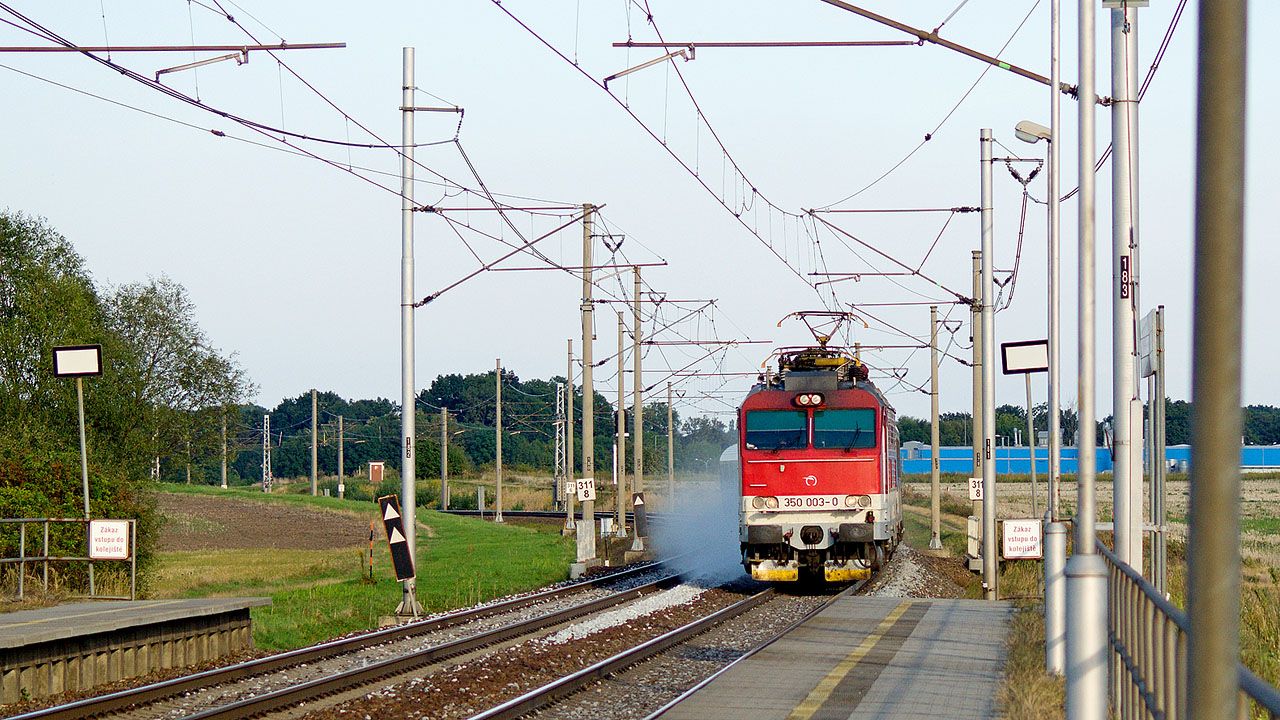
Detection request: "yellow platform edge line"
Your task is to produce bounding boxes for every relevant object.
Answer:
[786,601,914,720]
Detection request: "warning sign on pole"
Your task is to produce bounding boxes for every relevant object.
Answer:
[632,492,648,538]
[377,494,415,581]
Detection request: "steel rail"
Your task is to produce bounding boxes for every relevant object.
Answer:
[646,579,867,719]
[10,564,671,720]
[442,509,664,524]
[180,575,681,720]
[466,587,780,720]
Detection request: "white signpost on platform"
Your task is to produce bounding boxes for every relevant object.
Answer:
[53,344,103,595]
[88,520,131,560]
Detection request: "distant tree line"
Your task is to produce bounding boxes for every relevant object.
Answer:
[219,371,737,485]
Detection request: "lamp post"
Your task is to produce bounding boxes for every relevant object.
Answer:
[1015,118,1067,676]
[1066,0,1110,713]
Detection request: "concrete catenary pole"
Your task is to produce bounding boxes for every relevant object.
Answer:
[1111,1,1142,574]
[615,312,626,536]
[397,46,420,616]
[338,415,345,497]
[970,251,984,535]
[1187,1,1246,716]
[632,269,643,499]
[311,389,318,496]
[580,204,596,551]
[495,357,504,523]
[979,128,997,602]
[1043,0,1067,677]
[632,268,645,549]
[929,305,942,550]
[221,411,228,489]
[1064,3,1107,714]
[1026,375,1038,518]
[565,339,576,532]
[666,382,674,509]
[1152,307,1166,593]
[439,408,448,510]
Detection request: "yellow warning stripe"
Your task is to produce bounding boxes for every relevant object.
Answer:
[786,601,914,720]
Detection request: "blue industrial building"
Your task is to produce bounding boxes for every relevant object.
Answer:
[897,444,1280,475]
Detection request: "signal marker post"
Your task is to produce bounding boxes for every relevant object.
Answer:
[378,495,416,604]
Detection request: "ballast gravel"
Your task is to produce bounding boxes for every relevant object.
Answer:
[300,586,748,720]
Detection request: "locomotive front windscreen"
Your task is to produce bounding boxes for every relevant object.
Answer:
[744,410,807,450]
[812,408,877,449]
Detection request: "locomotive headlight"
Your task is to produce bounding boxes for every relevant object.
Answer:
[857,494,872,508]
[751,496,766,509]
[792,393,825,408]
[764,496,779,509]
[844,495,858,508]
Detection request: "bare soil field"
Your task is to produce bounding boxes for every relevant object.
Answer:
[157,493,372,551]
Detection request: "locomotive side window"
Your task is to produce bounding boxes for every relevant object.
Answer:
[744,410,808,450]
[812,409,877,449]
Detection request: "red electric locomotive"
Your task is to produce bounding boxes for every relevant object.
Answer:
[735,323,903,583]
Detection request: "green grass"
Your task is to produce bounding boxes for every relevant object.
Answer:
[153,484,574,651]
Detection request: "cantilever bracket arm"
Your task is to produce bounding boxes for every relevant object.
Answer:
[815,0,1110,106]
[603,46,694,88]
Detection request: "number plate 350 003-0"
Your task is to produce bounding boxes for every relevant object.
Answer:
[772,495,846,510]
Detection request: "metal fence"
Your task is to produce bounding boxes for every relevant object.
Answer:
[1099,541,1280,719]
[0,518,136,600]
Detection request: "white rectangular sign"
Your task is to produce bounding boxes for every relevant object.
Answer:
[968,477,984,501]
[1001,340,1049,375]
[575,477,597,502]
[1002,519,1043,559]
[89,520,130,560]
[52,345,103,377]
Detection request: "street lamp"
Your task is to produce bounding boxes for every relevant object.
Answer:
[1014,120,1051,144]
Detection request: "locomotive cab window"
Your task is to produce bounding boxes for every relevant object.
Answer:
[744,410,808,450]
[812,408,876,449]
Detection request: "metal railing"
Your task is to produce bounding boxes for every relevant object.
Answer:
[1099,541,1280,719]
[0,518,136,600]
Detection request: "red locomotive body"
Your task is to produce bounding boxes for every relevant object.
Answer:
[736,345,903,583]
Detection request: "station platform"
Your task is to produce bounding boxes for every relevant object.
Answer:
[0,597,269,703]
[660,595,1013,720]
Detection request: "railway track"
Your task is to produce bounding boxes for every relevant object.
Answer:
[9,562,673,720]
[466,580,865,720]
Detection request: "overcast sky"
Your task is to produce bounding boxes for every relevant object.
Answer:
[2,1,1274,424]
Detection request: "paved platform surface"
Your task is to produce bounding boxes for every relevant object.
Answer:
[661,595,1013,720]
[0,598,271,648]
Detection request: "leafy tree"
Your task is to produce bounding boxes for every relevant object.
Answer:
[1164,398,1191,445]
[896,416,930,444]
[1243,405,1280,445]
[104,277,252,482]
